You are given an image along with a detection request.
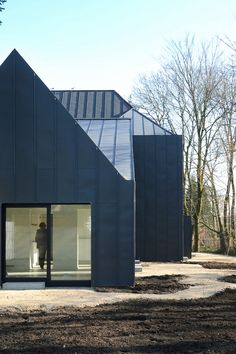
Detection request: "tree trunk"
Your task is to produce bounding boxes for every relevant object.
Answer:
[193,214,199,252]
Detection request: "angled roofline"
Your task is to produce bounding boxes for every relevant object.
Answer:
[76,118,132,121]
[1,50,133,182]
[132,108,174,135]
[52,89,133,112]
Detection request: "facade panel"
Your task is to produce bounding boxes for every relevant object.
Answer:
[134,135,183,261]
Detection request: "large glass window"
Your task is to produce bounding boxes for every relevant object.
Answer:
[4,204,91,282]
[51,204,91,281]
[5,207,47,278]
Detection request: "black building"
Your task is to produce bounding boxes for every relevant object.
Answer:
[0,50,184,288]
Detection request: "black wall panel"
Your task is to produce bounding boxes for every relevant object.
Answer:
[134,135,183,261]
[0,50,135,287]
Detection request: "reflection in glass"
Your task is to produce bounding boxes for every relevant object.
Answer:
[51,204,91,281]
[5,205,91,282]
[5,208,47,278]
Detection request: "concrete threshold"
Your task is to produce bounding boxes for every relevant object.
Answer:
[2,282,45,290]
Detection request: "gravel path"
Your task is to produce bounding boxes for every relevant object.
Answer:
[0,252,236,311]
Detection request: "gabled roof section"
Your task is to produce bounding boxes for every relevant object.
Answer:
[121,109,172,136]
[52,90,132,119]
[0,49,134,192]
[77,119,134,180]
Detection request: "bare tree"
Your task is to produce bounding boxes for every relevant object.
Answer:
[132,36,225,252]
[217,67,236,253]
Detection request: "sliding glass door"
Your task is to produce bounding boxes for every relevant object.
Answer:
[3,204,91,284]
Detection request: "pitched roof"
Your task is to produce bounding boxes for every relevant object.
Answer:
[52,90,132,119]
[0,50,134,186]
[78,119,134,180]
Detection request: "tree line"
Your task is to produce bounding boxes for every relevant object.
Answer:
[131,36,236,254]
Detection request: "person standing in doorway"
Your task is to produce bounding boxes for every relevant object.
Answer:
[35,222,47,270]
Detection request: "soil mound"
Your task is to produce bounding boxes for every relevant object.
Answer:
[95,275,190,294]
[188,261,236,269]
[0,288,236,353]
[219,274,236,283]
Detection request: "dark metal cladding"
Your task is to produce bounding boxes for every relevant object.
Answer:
[184,216,193,259]
[134,135,183,261]
[52,90,132,119]
[0,50,135,287]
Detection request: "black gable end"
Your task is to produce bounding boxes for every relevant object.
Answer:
[0,50,135,287]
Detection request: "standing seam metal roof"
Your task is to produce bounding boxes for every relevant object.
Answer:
[52,90,132,119]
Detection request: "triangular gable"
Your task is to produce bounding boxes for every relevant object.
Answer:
[0,50,135,286]
[0,50,133,202]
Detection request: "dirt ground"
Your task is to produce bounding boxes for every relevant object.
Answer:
[1,254,236,354]
[188,261,236,270]
[95,275,190,294]
[0,287,236,354]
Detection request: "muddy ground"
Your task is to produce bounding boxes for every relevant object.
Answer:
[0,276,236,353]
[95,275,190,294]
[219,275,236,283]
[188,261,236,269]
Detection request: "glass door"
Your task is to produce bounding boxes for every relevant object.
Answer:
[50,204,91,281]
[4,206,48,279]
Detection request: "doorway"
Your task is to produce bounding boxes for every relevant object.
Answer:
[2,204,91,286]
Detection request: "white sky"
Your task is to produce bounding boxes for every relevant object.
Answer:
[0,0,236,99]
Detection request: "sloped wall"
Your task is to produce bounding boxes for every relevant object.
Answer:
[0,50,135,286]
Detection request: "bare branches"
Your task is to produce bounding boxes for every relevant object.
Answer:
[132,35,236,253]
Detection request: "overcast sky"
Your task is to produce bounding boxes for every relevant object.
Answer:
[0,0,236,99]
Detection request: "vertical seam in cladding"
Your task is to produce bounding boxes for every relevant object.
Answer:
[143,137,146,260]
[113,119,118,166]
[33,73,37,200]
[165,135,168,260]
[75,91,79,118]
[98,120,105,148]
[142,115,145,135]
[59,91,63,102]
[154,137,158,257]
[53,99,58,200]
[131,109,134,136]
[73,122,78,200]
[13,52,16,200]
[92,91,97,118]
[117,178,121,284]
[101,91,105,118]
[152,120,155,135]
[111,91,114,117]
[119,97,123,116]
[67,91,71,112]
[129,120,134,180]
[83,91,88,118]
[86,119,92,134]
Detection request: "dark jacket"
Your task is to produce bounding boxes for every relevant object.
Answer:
[35,228,47,249]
